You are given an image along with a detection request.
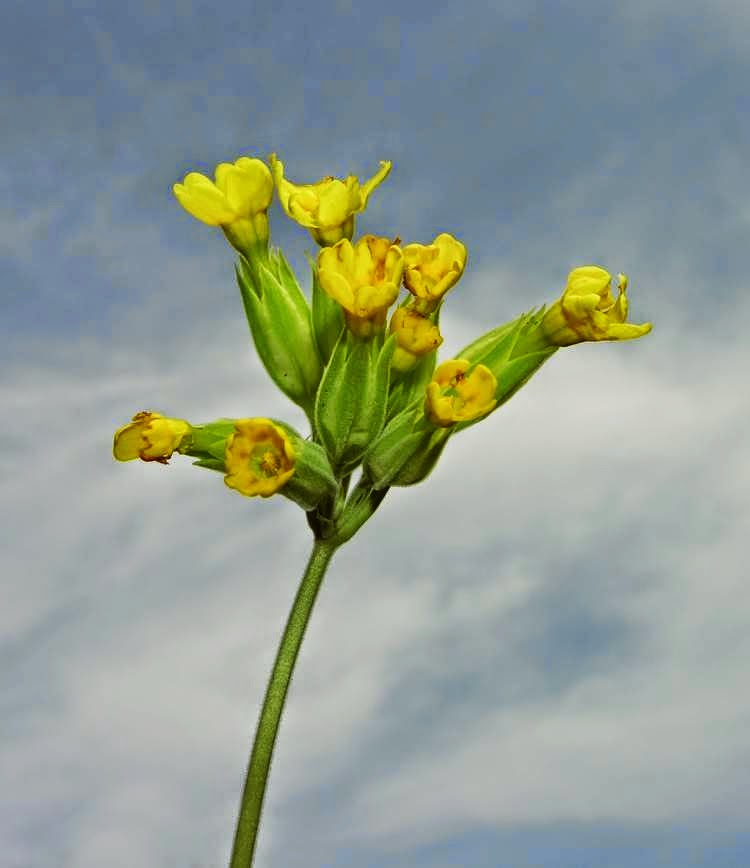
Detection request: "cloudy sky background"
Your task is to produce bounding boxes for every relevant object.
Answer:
[3,1,750,867]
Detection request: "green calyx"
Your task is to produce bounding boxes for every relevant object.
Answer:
[456,306,559,427]
[236,249,323,417]
[314,329,396,475]
[186,418,338,512]
[363,405,450,489]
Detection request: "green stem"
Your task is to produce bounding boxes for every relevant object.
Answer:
[229,538,337,868]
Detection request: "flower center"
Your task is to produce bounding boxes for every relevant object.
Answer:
[259,448,281,477]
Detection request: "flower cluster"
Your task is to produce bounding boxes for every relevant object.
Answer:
[114,153,652,535]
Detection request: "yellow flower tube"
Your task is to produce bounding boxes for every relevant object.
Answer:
[541,266,653,346]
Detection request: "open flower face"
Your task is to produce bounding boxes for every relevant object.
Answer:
[113,411,191,463]
[269,154,391,246]
[402,233,467,313]
[224,418,295,498]
[542,266,653,346]
[425,359,497,427]
[317,235,403,337]
[172,157,273,226]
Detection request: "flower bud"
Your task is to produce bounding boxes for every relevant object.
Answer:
[389,307,442,373]
[402,233,467,314]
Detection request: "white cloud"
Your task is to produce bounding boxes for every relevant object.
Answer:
[4,264,749,867]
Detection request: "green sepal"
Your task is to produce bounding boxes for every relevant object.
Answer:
[310,259,344,364]
[273,421,339,511]
[181,419,236,462]
[389,425,451,487]
[192,457,225,472]
[364,405,451,489]
[457,305,558,427]
[458,309,531,366]
[386,350,437,420]
[314,331,396,474]
[236,251,323,414]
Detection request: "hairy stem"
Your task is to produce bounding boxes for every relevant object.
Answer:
[229,538,337,868]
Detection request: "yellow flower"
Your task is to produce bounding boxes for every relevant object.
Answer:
[541,266,653,346]
[113,411,191,463]
[224,418,295,498]
[269,154,391,246]
[402,233,467,313]
[389,307,443,372]
[317,235,403,337]
[425,359,497,427]
[172,156,274,254]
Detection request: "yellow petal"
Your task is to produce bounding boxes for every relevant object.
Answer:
[172,174,235,225]
[216,157,274,215]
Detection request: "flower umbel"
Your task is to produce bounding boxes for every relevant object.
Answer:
[113,411,191,463]
[389,307,443,372]
[269,154,391,246]
[172,156,274,255]
[224,418,295,498]
[317,235,403,337]
[402,233,467,314]
[425,359,497,427]
[119,151,655,868]
[541,266,653,346]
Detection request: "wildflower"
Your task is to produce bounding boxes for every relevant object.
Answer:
[402,233,467,313]
[269,154,391,246]
[317,235,403,337]
[113,411,191,463]
[389,307,443,372]
[541,266,653,346]
[224,418,295,498]
[172,156,274,255]
[425,359,497,427]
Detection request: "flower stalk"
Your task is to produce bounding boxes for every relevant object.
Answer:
[229,537,337,868]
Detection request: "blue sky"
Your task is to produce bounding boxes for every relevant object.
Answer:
[2,1,750,867]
